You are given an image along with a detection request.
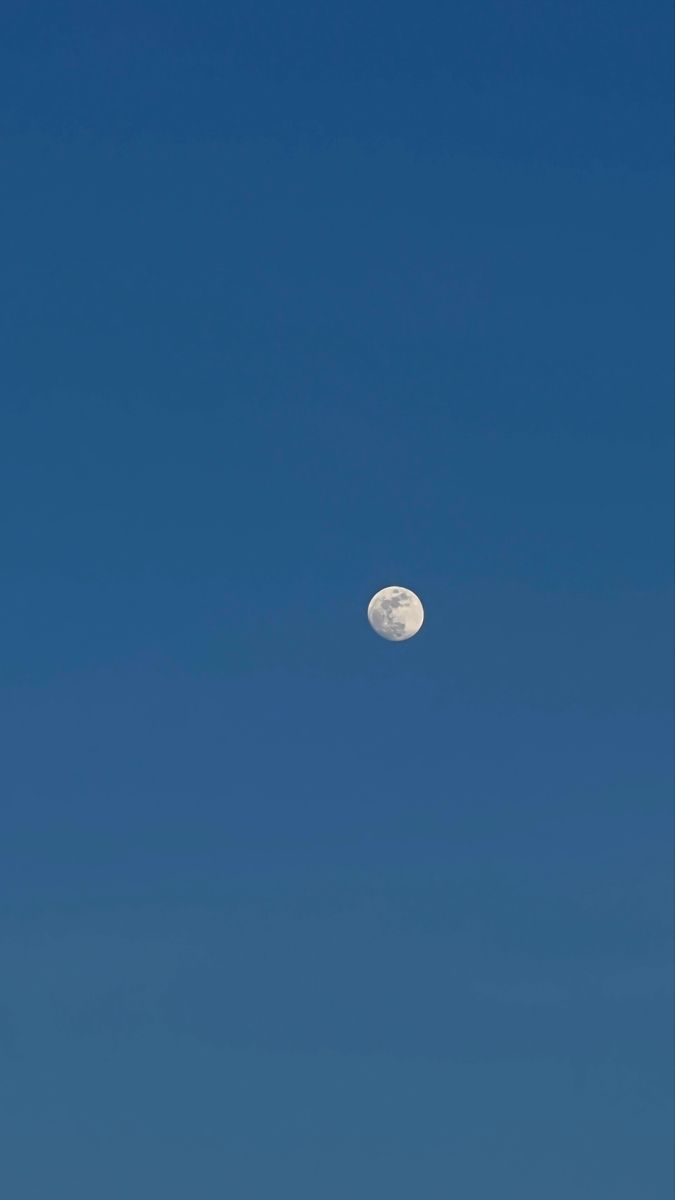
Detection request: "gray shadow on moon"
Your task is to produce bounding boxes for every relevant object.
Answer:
[370,591,412,640]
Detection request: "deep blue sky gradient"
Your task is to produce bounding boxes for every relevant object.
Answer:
[1,2,673,1196]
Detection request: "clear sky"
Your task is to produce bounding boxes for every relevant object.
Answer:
[2,2,673,1197]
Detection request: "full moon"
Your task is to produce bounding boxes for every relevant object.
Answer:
[367,586,424,641]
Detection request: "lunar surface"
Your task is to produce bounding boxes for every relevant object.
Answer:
[367,586,424,641]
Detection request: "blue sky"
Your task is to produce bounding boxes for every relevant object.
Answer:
[1,2,673,1196]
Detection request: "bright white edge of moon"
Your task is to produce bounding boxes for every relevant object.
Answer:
[367,585,424,641]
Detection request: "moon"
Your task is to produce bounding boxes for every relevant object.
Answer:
[367,586,424,641]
